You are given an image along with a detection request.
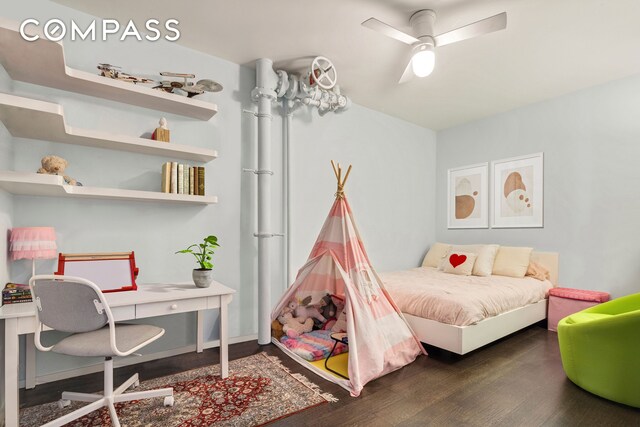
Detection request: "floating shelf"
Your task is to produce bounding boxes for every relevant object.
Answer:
[0,93,218,162]
[0,171,217,205]
[0,18,217,120]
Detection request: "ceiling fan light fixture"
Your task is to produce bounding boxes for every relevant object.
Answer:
[411,43,435,77]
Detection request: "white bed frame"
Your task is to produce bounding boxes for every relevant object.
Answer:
[404,251,559,355]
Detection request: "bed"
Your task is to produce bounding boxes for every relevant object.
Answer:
[381,251,559,354]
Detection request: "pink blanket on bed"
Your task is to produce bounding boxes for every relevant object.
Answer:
[280,330,348,361]
[382,267,553,326]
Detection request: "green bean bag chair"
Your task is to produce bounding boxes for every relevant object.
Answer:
[557,292,640,408]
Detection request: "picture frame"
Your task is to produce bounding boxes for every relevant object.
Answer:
[447,162,489,229]
[491,152,544,228]
[55,252,139,292]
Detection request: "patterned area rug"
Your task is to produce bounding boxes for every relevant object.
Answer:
[20,353,336,426]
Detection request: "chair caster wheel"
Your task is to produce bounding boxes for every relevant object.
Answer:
[58,399,71,409]
[163,396,174,407]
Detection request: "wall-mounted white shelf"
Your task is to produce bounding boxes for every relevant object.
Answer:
[0,19,217,120]
[0,171,217,205]
[0,93,218,162]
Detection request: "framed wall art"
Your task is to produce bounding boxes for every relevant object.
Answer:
[491,152,544,228]
[447,162,488,229]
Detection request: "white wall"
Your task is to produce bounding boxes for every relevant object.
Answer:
[436,74,640,297]
[2,0,251,383]
[0,59,14,424]
[286,105,436,280]
[0,0,437,402]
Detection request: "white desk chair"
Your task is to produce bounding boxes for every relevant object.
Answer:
[29,275,174,427]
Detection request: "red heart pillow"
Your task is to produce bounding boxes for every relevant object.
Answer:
[449,253,467,268]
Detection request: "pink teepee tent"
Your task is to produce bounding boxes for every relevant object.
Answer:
[271,162,425,397]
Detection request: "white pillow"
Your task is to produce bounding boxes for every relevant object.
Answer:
[473,245,499,276]
[422,242,451,268]
[442,252,477,276]
[438,244,499,277]
[438,245,478,270]
[492,246,533,278]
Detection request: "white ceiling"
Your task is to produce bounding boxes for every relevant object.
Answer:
[55,0,640,130]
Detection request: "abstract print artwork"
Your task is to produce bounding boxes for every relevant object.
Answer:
[447,163,488,229]
[492,153,544,228]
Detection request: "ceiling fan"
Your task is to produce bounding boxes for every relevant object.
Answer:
[362,9,507,83]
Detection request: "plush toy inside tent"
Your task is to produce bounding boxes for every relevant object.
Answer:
[271,162,425,397]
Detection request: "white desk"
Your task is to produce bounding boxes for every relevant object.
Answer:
[0,281,235,427]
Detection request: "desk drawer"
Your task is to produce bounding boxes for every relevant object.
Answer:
[136,298,206,319]
[111,306,135,321]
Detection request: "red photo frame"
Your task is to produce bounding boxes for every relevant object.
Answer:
[55,252,139,292]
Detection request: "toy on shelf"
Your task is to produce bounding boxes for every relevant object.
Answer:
[154,72,223,98]
[97,63,155,84]
[37,155,82,186]
[152,117,170,142]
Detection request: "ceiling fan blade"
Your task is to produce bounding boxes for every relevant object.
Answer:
[398,56,414,84]
[434,12,507,47]
[362,18,420,45]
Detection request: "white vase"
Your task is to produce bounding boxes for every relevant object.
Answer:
[192,269,213,288]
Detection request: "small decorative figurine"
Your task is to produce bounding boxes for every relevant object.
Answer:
[97,63,154,85]
[152,117,170,142]
[153,72,223,98]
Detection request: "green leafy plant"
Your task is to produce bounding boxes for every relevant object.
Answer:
[176,235,220,270]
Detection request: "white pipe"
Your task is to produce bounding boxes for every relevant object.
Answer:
[284,102,293,288]
[252,58,350,344]
[254,58,278,345]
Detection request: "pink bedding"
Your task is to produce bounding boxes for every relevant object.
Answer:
[381,267,553,326]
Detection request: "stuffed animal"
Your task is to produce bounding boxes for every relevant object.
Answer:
[322,295,345,330]
[271,319,284,341]
[37,155,82,186]
[319,293,338,320]
[288,296,326,324]
[278,311,313,338]
[332,307,347,333]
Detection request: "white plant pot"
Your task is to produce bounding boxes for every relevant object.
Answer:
[192,269,213,288]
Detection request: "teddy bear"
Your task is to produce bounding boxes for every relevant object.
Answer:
[37,155,82,186]
[277,309,313,338]
[288,296,326,324]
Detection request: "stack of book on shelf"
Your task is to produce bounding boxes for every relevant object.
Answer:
[161,162,206,195]
[2,283,32,305]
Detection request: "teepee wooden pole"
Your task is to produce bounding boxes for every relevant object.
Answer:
[331,160,340,181]
[331,161,353,199]
[342,165,353,187]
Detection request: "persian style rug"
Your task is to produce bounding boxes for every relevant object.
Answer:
[20,353,337,426]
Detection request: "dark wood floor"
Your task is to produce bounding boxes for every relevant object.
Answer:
[21,325,640,426]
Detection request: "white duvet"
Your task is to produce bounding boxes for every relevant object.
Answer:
[381,267,553,326]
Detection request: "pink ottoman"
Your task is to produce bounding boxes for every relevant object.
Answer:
[548,287,610,332]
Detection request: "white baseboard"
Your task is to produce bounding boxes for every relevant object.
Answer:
[20,334,258,388]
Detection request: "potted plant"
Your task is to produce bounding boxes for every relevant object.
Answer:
[176,235,220,288]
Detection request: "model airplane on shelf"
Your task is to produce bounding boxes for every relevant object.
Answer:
[97,64,155,84]
[96,65,223,97]
[154,72,223,98]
